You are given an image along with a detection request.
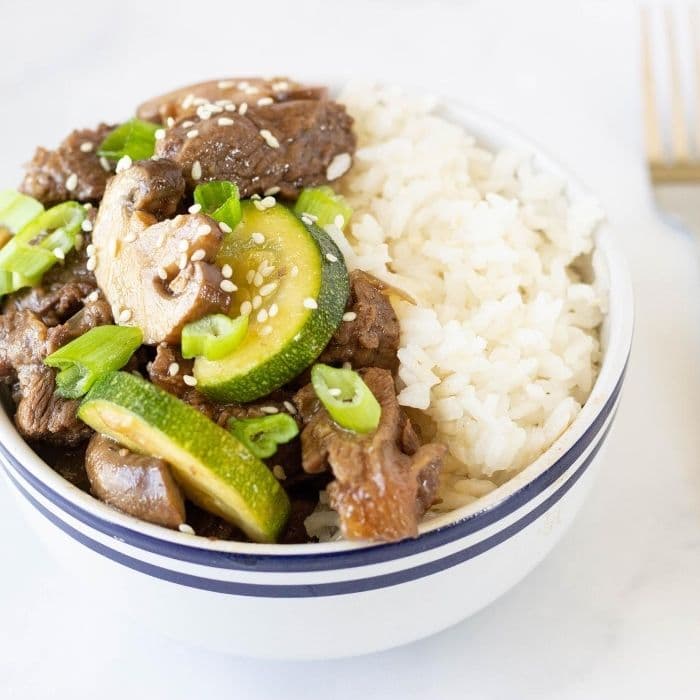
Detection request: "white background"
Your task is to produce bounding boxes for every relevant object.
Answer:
[1,0,699,698]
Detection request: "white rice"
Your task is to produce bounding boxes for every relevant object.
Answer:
[305,84,605,540]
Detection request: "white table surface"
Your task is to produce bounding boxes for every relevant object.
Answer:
[2,1,699,697]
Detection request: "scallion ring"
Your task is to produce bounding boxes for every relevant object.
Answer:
[227,413,299,459]
[181,314,248,361]
[294,186,353,230]
[193,181,242,231]
[97,119,160,162]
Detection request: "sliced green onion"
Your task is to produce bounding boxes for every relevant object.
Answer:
[193,181,242,231]
[294,186,353,230]
[311,364,381,434]
[0,190,44,234]
[181,314,248,360]
[227,414,299,459]
[44,325,143,399]
[0,202,85,296]
[97,119,160,161]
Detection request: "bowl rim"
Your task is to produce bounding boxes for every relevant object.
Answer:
[0,91,633,563]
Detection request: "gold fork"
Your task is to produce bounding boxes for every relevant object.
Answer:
[642,5,700,230]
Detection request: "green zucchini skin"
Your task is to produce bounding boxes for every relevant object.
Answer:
[78,371,290,543]
[195,204,350,403]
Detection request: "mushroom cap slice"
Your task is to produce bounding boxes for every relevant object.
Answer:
[92,159,231,345]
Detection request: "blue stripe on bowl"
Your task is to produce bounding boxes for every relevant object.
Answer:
[0,363,625,573]
[4,420,612,597]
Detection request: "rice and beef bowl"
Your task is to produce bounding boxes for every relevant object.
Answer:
[0,77,606,546]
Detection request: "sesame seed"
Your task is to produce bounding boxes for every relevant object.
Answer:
[252,295,262,309]
[178,523,196,535]
[116,155,132,173]
[251,194,261,200]
[157,267,168,280]
[191,161,202,180]
[81,219,93,232]
[259,325,273,336]
[264,186,281,196]
[326,253,338,263]
[168,362,180,376]
[272,465,286,480]
[246,269,255,284]
[100,156,111,172]
[83,202,93,210]
[239,102,248,115]
[221,263,233,278]
[220,279,236,293]
[196,106,211,120]
[65,173,78,191]
[328,387,342,397]
[240,300,252,315]
[301,215,313,226]
[219,222,232,234]
[259,282,276,297]
[123,232,137,244]
[183,375,197,387]
[283,400,296,414]
[190,248,206,262]
[181,94,195,109]
[261,405,279,414]
[80,141,94,153]
[268,303,279,317]
[181,120,194,128]
[218,80,234,89]
[259,129,280,148]
[334,214,345,228]
[272,81,289,92]
[87,290,100,303]
[217,117,234,126]
[177,239,189,252]
[326,152,352,181]
[225,104,237,112]
[187,203,202,215]
[155,128,166,140]
[256,309,268,323]
[252,232,265,244]
[257,97,273,106]
[291,265,299,277]
[186,129,199,139]
[86,244,96,257]
[260,196,276,209]
[53,247,65,260]
[303,297,318,310]
[109,238,118,256]
[118,308,132,323]
[86,255,97,271]
[178,252,188,269]
[343,311,357,322]
[166,117,175,128]
[253,272,264,287]
[196,223,212,237]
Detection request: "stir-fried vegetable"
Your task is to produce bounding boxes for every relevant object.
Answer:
[294,186,353,230]
[44,325,143,399]
[311,364,381,434]
[0,190,44,235]
[193,180,242,231]
[181,313,248,361]
[227,414,299,459]
[97,119,160,161]
[0,201,86,296]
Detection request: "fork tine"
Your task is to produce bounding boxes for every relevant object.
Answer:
[641,6,664,165]
[665,6,691,163]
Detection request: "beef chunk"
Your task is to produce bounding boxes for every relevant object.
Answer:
[20,124,114,206]
[137,77,327,124]
[3,236,98,327]
[293,368,446,542]
[319,270,401,372]
[155,98,355,199]
[85,434,186,528]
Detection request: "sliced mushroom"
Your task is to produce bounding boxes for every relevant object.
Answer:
[86,434,185,528]
[91,159,231,344]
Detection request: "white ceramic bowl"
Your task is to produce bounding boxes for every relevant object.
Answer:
[0,99,633,660]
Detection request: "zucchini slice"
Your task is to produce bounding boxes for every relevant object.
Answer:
[194,201,349,402]
[78,371,290,543]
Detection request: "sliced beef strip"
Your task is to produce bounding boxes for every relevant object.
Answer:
[1,298,113,446]
[293,367,446,542]
[319,270,401,373]
[85,434,186,528]
[137,77,327,124]
[155,98,355,199]
[19,124,114,206]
